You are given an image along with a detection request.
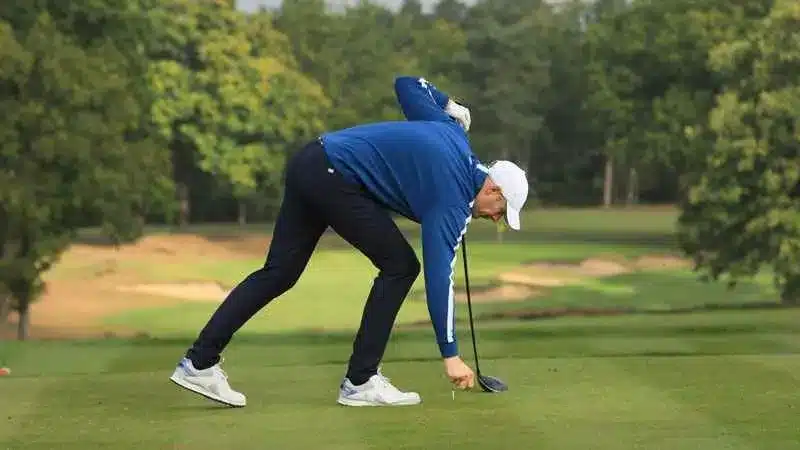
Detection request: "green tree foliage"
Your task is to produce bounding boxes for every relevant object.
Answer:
[460,0,552,166]
[275,0,420,129]
[678,0,800,304]
[147,0,328,223]
[585,0,724,204]
[0,12,172,339]
[526,0,601,204]
[433,0,468,24]
[2,0,798,315]
[393,9,469,98]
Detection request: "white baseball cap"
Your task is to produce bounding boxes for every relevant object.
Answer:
[487,160,529,230]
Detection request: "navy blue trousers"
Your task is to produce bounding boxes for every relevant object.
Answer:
[185,139,421,385]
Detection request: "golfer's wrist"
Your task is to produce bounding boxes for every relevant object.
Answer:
[439,341,458,359]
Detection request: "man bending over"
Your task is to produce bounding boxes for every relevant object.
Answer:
[169,75,529,407]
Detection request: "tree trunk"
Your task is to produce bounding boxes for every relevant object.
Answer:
[178,183,190,228]
[780,277,800,305]
[238,200,247,226]
[17,302,29,341]
[626,167,639,206]
[780,293,799,305]
[603,155,614,207]
[0,296,10,324]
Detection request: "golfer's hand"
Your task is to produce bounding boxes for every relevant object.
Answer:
[444,356,475,390]
[444,100,471,131]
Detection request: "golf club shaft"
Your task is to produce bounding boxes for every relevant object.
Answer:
[461,237,482,376]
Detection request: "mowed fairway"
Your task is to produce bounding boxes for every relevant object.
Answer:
[1,208,799,449]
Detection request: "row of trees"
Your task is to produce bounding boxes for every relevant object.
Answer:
[1,0,798,338]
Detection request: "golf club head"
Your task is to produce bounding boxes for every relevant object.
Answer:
[477,374,508,393]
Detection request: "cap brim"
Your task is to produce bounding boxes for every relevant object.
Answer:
[505,206,521,230]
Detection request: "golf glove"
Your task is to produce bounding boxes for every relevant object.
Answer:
[445,99,471,131]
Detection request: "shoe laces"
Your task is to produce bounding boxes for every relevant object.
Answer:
[212,366,228,381]
[376,367,390,383]
[211,358,228,381]
[373,369,402,394]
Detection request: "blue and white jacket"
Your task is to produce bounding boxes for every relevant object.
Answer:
[321,76,488,358]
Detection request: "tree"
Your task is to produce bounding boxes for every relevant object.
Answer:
[148,0,328,225]
[528,0,602,205]
[461,0,552,167]
[392,12,468,96]
[0,13,173,339]
[277,0,441,130]
[582,0,767,206]
[399,0,425,24]
[433,0,467,24]
[678,0,799,304]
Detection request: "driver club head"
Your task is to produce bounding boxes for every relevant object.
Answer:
[477,374,508,393]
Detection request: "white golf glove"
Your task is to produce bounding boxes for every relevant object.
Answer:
[445,99,471,131]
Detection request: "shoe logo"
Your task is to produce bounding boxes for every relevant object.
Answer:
[340,381,357,396]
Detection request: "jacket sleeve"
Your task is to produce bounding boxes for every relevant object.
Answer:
[394,76,453,122]
[420,205,470,358]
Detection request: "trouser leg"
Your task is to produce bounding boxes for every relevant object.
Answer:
[340,223,420,385]
[186,146,326,370]
[303,155,421,385]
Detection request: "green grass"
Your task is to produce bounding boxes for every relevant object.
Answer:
[2,310,799,449]
[103,267,782,336]
[113,239,664,286]
[100,238,680,335]
[5,207,799,449]
[469,270,780,317]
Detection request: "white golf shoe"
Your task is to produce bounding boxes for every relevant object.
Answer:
[169,357,246,407]
[337,370,421,406]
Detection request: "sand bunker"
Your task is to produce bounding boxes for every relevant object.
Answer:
[116,282,229,302]
[455,284,539,303]
[7,228,693,341]
[499,258,630,287]
[64,234,271,266]
[497,254,690,289]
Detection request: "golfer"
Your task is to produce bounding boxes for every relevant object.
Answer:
[170,75,529,407]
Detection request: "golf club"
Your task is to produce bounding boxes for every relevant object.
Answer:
[461,236,508,393]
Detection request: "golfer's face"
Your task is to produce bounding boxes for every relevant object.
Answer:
[487,202,506,223]
[474,190,506,222]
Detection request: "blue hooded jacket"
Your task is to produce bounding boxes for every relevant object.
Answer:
[321,76,488,358]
